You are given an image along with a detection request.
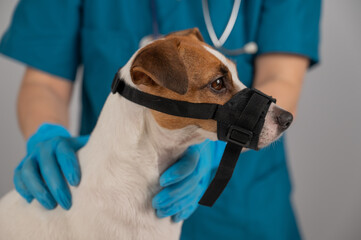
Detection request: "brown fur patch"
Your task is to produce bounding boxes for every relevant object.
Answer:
[131,31,238,133]
[131,38,188,95]
[166,28,204,42]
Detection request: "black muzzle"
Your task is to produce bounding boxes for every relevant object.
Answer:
[111,73,276,207]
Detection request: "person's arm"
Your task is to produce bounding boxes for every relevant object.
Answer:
[17,67,73,139]
[253,53,309,117]
[0,0,85,210]
[14,67,88,210]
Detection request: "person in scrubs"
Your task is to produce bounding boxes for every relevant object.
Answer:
[0,0,321,239]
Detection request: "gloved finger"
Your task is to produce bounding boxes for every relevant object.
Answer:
[21,156,57,210]
[155,181,204,212]
[55,141,81,186]
[153,172,200,209]
[155,188,201,218]
[26,124,71,152]
[172,202,199,223]
[37,144,72,210]
[159,148,200,187]
[13,161,33,203]
[69,135,89,150]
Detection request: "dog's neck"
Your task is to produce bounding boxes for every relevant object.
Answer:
[76,76,208,221]
[86,63,209,173]
[89,93,205,172]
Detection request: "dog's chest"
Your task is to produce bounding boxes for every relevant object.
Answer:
[68,145,183,239]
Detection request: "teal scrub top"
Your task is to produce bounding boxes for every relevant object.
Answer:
[0,0,321,239]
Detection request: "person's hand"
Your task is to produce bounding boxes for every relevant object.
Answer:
[152,140,224,222]
[14,123,89,210]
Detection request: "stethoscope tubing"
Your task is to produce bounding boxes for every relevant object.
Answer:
[145,0,257,56]
[202,0,241,48]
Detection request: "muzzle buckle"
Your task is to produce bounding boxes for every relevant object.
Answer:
[226,125,253,147]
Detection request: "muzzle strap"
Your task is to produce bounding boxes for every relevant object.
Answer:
[198,92,273,207]
[112,74,220,120]
[111,73,276,207]
[198,142,242,206]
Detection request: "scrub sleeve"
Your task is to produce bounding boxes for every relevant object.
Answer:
[0,0,82,81]
[256,0,321,66]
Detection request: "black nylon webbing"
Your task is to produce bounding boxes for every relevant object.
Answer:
[198,93,272,207]
[237,93,270,130]
[198,142,242,206]
[113,76,220,120]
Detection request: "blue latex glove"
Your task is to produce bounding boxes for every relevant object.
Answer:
[14,123,89,210]
[152,140,224,222]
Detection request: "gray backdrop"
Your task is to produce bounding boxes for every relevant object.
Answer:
[0,0,360,239]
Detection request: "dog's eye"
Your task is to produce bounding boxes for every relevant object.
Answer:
[210,77,226,92]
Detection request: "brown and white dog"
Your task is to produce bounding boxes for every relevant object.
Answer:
[0,28,292,240]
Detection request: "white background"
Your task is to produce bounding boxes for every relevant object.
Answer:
[1,1,360,239]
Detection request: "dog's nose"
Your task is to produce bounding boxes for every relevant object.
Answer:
[277,111,293,130]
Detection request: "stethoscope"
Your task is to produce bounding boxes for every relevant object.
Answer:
[139,0,258,56]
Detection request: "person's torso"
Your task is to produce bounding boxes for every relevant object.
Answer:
[79,0,263,135]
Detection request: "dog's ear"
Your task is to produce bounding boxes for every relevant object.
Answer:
[130,39,188,95]
[167,28,204,42]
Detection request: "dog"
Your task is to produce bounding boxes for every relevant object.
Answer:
[0,28,293,239]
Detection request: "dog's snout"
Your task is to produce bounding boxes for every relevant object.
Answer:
[276,111,293,130]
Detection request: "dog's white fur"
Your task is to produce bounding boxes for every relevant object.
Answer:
[0,41,283,240]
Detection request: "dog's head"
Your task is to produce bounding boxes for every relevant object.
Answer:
[129,28,292,149]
